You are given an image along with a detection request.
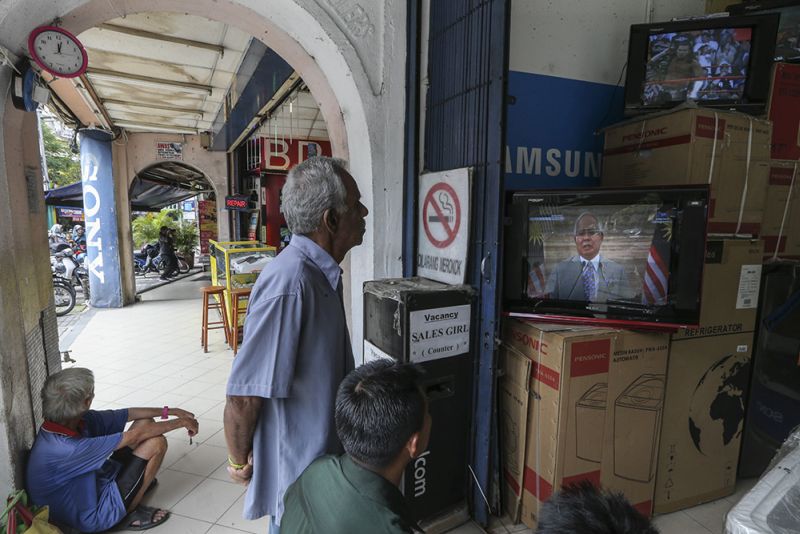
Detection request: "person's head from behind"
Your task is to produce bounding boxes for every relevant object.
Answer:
[281,156,369,263]
[42,368,95,425]
[335,360,431,474]
[159,226,171,239]
[574,212,603,261]
[536,482,658,534]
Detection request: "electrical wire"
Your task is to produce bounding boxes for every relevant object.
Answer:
[594,61,628,135]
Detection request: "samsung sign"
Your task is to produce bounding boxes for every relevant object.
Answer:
[505,71,623,190]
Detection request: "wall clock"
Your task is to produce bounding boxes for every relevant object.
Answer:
[27,25,88,78]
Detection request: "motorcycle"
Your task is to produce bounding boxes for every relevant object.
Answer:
[52,275,76,317]
[133,243,160,276]
[51,246,90,303]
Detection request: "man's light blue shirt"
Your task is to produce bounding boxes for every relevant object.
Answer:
[227,235,355,522]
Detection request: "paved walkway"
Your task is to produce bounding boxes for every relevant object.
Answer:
[60,273,742,534]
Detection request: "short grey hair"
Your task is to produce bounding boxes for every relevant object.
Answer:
[282,156,349,235]
[574,212,603,235]
[42,368,95,424]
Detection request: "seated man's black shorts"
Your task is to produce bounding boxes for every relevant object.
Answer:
[112,447,147,508]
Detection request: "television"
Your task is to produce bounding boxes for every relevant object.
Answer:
[728,1,800,62]
[503,186,709,330]
[624,14,780,115]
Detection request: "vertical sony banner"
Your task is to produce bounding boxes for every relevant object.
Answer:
[80,129,123,308]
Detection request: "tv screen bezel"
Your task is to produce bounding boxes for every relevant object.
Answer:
[727,0,800,62]
[624,13,781,116]
[502,185,710,332]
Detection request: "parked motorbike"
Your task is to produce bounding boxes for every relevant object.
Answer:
[51,246,90,303]
[133,243,160,276]
[52,275,76,317]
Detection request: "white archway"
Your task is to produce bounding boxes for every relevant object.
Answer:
[0,0,406,490]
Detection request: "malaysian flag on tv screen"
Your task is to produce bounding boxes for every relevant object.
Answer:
[643,216,671,305]
[526,236,547,298]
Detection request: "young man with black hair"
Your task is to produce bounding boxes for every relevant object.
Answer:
[281,359,431,533]
[535,482,659,534]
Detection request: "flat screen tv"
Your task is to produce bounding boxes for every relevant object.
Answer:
[503,186,709,330]
[624,14,780,115]
[728,1,800,62]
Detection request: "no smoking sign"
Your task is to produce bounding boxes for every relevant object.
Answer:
[417,168,471,285]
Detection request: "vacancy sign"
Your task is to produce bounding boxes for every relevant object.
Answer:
[418,168,471,285]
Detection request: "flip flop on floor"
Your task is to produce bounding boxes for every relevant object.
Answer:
[111,504,170,531]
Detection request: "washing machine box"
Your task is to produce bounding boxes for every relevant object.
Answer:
[600,331,670,518]
[363,277,474,524]
[499,344,533,524]
[501,318,615,530]
[654,332,754,514]
[672,239,763,341]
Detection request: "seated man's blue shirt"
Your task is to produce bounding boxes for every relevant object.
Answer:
[27,408,129,533]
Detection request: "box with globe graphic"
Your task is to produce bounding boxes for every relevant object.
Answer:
[654,332,754,513]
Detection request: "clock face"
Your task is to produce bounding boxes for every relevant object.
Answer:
[28,26,88,78]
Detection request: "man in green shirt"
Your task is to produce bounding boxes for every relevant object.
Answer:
[281,359,431,533]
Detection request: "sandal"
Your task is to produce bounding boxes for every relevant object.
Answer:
[111,504,170,531]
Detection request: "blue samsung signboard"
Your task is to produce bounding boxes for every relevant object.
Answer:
[505,70,624,190]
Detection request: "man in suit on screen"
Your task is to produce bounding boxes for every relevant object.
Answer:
[545,212,634,303]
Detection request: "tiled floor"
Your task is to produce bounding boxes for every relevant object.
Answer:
[64,274,754,533]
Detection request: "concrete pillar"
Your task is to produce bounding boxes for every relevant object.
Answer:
[79,129,124,308]
[0,70,61,493]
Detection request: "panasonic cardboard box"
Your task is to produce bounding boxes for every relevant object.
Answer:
[501,318,615,530]
[600,331,670,518]
[602,108,771,235]
[654,332,754,513]
[672,239,763,342]
[761,161,800,260]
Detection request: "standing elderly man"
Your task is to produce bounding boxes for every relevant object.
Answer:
[223,156,368,533]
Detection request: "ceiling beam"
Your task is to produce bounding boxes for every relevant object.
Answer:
[87,67,213,95]
[78,74,115,130]
[114,120,197,134]
[98,23,225,55]
[102,98,206,115]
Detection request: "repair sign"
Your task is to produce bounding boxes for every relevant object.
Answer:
[417,168,471,285]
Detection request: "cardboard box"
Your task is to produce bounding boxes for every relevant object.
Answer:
[601,332,670,518]
[767,63,800,161]
[501,319,615,530]
[706,0,739,14]
[673,239,764,341]
[602,108,772,235]
[761,161,800,260]
[499,344,532,524]
[654,333,755,513]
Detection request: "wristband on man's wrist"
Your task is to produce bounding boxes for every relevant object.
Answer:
[228,455,247,470]
[161,406,169,420]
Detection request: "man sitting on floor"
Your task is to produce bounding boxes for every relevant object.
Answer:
[27,368,200,532]
[281,359,431,533]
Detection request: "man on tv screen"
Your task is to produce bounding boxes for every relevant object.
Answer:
[544,212,634,303]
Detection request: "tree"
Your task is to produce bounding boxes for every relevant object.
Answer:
[131,209,182,248]
[41,122,81,187]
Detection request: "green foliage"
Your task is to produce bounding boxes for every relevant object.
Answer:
[174,219,199,257]
[41,122,81,187]
[131,209,180,248]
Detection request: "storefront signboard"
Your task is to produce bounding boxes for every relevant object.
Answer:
[156,141,183,160]
[417,168,471,285]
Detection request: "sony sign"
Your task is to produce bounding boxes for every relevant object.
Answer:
[81,152,104,283]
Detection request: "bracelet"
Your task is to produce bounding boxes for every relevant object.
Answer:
[228,455,247,470]
[161,406,169,420]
